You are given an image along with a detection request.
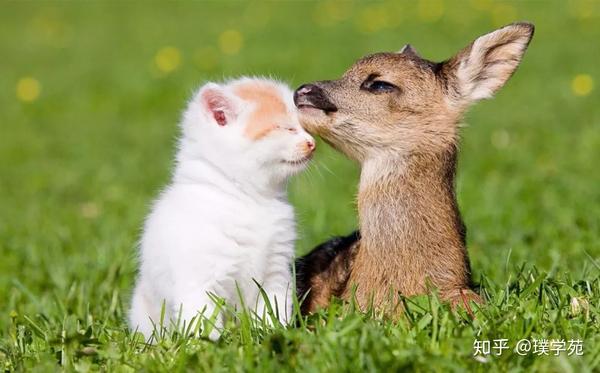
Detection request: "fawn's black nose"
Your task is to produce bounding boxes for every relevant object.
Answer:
[294,84,338,113]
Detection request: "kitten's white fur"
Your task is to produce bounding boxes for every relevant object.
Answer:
[129,77,314,340]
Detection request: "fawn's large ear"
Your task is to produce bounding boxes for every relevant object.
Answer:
[198,83,237,126]
[443,22,534,104]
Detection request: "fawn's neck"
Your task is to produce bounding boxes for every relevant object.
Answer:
[356,146,471,296]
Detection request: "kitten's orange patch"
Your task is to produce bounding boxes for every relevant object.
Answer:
[234,83,288,140]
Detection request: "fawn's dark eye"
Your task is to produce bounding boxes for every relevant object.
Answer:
[361,77,398,93]
[371,81,396,91]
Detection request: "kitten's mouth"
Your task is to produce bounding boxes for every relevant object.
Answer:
[283,153,313,166]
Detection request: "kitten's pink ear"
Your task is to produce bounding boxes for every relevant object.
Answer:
[199,84,236,126]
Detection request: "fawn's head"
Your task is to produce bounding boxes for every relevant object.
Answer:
[294,22,534,162]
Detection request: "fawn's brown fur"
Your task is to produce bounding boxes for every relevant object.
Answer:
[294,23,534,314]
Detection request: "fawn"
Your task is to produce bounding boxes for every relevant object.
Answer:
[294,23,534,314]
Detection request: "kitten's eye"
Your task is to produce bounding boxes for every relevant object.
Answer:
[276,125,296,133]
[361,79,398,93]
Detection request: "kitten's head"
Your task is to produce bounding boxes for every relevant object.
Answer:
[180,77,315,184]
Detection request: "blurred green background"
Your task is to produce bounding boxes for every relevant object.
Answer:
[1,0,599,368]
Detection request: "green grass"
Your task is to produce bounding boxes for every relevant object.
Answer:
[1,1,600,371]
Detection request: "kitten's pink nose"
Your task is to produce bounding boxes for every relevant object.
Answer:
[306,139,316,153]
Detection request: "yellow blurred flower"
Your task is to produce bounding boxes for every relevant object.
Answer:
[568,0,595,20]
[313,1,353,27]
[418,0,445,23]
[219,29,243,55]
[571,74,594,96]
[16,77,41,102]
[155,47,181,74]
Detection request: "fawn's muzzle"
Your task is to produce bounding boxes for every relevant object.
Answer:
[294,84,338,113]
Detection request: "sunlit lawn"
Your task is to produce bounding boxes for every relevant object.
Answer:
[1,1,599,371]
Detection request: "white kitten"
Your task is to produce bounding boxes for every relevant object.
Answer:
[129,77,315,340]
